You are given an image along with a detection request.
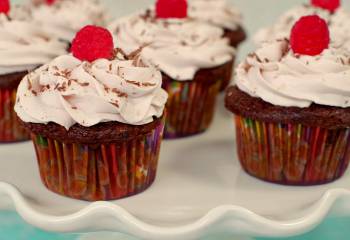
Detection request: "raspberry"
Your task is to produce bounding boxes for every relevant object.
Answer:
[311,0,340,12]
[156,0,187,19]
[71,25,114,62]
[46,0,56,5]
[0,0,10,15]
[290,15,330,56]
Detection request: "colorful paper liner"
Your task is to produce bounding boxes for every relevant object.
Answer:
[162,78,221,139]
[219,58,235,92]
[0,87,29,143]
[30,122,165,201]
[234,115,350,185]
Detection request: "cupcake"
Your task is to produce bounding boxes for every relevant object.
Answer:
[15,26,168,201]
[29,0,109,42]
[188,0,246,47]
[109,0,235,139]
[226,15,350,186]
[188,0,246,90]
[0,1,67,142]
[254,0,349,48]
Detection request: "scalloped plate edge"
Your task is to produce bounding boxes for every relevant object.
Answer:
[0,182,350,240]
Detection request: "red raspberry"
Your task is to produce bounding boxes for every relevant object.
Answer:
[46,0,56,5]
[311,0,340,12]
[71,25,114,62]
[156,0,187,19]
[290,15,330,56]
[0,0,10,15]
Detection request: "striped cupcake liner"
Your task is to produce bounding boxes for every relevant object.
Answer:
[235,115,350,185]
[31,121,165,201]
[0,87,29,143]
[162,79,221,139]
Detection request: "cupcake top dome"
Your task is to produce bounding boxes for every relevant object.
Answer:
[254,0,350,48]
[108,0,235,81]
[188,0,243,31]
[237,15,350,108]
[0,0,67,75]
[15,26,168,129]
[29,0,109,42]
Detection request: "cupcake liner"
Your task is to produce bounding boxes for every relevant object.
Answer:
[235,115,350,185]
[0,87,29,142]
[162,78,221,139]
[31,121,165,201]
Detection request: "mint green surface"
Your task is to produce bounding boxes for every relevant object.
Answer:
[0,210,348,240]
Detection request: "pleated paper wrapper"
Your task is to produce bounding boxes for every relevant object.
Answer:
[31,120,165,201]
[235,115,350,185]
[0,87,29,142]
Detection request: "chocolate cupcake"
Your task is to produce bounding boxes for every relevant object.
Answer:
[15,26,168,201]
[188,0,246,48]
[188,0,246,90]
[254,0,350,48]
[29,0,109,42]
[109,0,235,139]
[226,15,350,186]
[0,4,67,142]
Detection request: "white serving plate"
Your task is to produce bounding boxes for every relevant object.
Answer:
[1,97,350,240]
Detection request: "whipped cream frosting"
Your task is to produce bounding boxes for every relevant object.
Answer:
[30,0,109,42]
[0,14,67,75]
[236,39,350,108]
[108,10,235,81]
[9,4,32,21]
[15,53,168,129]
[254,4,350,48]
[188,0,242,30]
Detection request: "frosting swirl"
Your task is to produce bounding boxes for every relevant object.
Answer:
[30,0,109,42]
[15,53,168,129]
[254,4,350,48]
[0,14,67,75]
[236,40,350,108]
[188,0,242,30]
[108,10,235,81]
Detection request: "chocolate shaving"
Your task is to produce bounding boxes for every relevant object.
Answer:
[142,82,156,87]
[180,41,188,46]
[112,88,128,98]
[113,48,128,60]
[79,82,90,87]
[27,78,33,90]
[61,69,72,78]
[126,80,141,86]
[111,102,119,108]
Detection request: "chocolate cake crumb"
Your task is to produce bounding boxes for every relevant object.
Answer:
[20,117,162,144]
[225,86,350,129]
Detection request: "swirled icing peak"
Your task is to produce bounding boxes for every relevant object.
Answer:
[0,13,67,75]
[108,10,235,81]
[30,0,109,42]
[236,39,350,108]
[188,0,242,30]
[15,51,168,129]
[254,4,350,49]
